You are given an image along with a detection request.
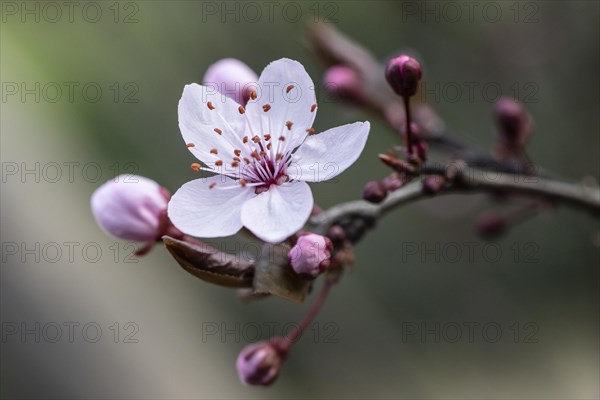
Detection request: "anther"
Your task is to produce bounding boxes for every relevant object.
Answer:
[186,143,195,148]
[214,128,222,135]
[264,134,271,141]
[243,136,249,144]
[250,91,257,100]
[252,135,260,143]
[210,148,218,154]
[275,153,283,161]
[243,157,251,164]
[240,179,247,187]
[191,163,201,172]
[259,151,267,157]
[238,106,245,114]
[209,182,216,189]
[234,149,242,156]
[207,102,215,110]
[215,160,223,166]
[231,161,239,168]
[251,151,260,160]
[233,157,241,162]
[306,128,315,135]
[278,136,286,141]
[285,121,293,130]
[262,104,271,112]
[311,103,317,112]
[266,143,272,150]
[286,85,294,93]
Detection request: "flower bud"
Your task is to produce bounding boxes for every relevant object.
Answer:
[91,175,169,243]
[494,97,532,147]
[288,233,333,278]
[363,180,388,203]
[324,65,362,102]
[236,341,283,386]
[422,176,445,195]
[381,175,403,192]
[385,55,422,98]
[203,58,258,105]
[477,213,508,239]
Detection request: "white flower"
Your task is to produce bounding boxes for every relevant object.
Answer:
[168,58,370,243]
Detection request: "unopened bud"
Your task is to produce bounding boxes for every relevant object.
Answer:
[236,340,283,386]
[203,58,258,105]
[381,175,403,192]
[494,97,532,147]
[91,175,169,243]
[288,233,333,278]
[422,176,445,194]
[363,180,387,203]
[385,55,422,98]
[324,65,363,102]
[477,213,508,239]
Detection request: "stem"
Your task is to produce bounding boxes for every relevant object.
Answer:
[280,278,334,350]
[403,96,413,156]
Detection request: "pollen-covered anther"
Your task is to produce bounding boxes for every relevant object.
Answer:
[306,128,315,135]
[209,182,216,189]
[278,135,286,141]
[215,160,223,166]
[190,163,201,172]
[186,143,195,148]
[266,143,272,150]
[285,121,293,130]
[239,179,247,187]
[264,134,271,141]
[262,104,271,112]
[231,161,239,168]
[252,135,261,143]
[311,103,317,112]
[210,148,218,155]
[250,91,257,100]
[234,149,242,156]
[243,136,249,144]
[214,128,222,135]
[259,151,267,157]
[207,102,215,110]
[286,85,294,93]
[233,157,241,162]
[251,151,260,160]
[238,106,245,114]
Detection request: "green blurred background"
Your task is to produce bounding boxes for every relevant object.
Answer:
[1,0,598,398]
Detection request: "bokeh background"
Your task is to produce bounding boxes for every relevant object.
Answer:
[1,0,599,398]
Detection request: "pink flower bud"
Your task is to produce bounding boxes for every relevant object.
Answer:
[324,65,362,102]
[288,233,333,278]
[494,97,532,147]
[203,58,258,105]
[91,175,169,242]
[236,341,282,386]
[385,55,422,98]
[363,180,387,203]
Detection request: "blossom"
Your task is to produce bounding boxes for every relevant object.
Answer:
[168,58,370,243]
[91,175,169,242]
[203,58,258,105]
[288,233,333,277]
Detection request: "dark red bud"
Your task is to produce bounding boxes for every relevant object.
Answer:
[494,97,532,147]
[363,181,387,203]
[385,55,422,98]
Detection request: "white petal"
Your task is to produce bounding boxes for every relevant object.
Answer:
[168,175,254,238]
[288,121,370,182]
[179,84,248,173]
[244,59,317,152]
[241,182,313,243]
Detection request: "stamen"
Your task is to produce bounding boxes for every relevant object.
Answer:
[243,157,251,164]
[279,136,286,141]
[250,91,257,100]
[240,179,247,187]
[252,135,261,143]
[285,121,293,130]
[191,163,201,172]
[266,143,272,150]
[238,106,245,114]
[231,161,239,168]
[234,149,242,156]
[311,103,317,112]
[207,102,215,110]
[215,160,223,166]
[251,151,260,160]
[209,182,216,189]
[186,143,195,148]
[233,157,241,162]
[262,104,271,112]
[306,128,315,135]
[214,128,222,135]
[243,136,249,144]
[286,85,294,93]
[210,148,218,154]
[264,134,271,141]
[259,151,267,157]
[276,153,283,161]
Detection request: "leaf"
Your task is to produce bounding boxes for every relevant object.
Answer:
[163,236,254,288]
[252,243,311,303]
